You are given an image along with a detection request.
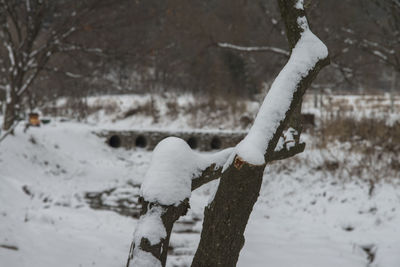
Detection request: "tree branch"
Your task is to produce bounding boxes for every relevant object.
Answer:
[192,1,329,266]
[127,1,329,266]
[217,42,290,57]
[0,120,20,144]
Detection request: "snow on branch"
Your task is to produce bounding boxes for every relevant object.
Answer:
[140,137,232,206]
[127,137,233,267]
[128,131,307,266]
[193,128,305,189]
[127,1,329,266]
[190,1,329,266]
[217,42,290,57]
[233,1,329,165]
[57,43,103,54]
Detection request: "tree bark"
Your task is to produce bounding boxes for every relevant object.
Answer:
[126,0,329,266]
[191,1,329,266]
[2,89,17,131]
[126,141,305,266]
[126,199,190,267]
[191,161,264,267]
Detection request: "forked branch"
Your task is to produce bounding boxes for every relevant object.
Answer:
[127,0,329,266]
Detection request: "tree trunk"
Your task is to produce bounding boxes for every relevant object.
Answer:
[2,89,17,131]
[191,160,264,267]
[126,199,190,267]
[191,1,329,266]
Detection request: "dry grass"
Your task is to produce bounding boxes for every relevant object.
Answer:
[317,116,400,149]
[311,116,400,187]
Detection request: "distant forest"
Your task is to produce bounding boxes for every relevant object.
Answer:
[0,0,398,103]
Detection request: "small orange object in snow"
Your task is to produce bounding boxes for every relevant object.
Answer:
[29,113,40,126]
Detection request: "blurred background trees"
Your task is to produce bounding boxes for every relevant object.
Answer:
[0,0,398,124]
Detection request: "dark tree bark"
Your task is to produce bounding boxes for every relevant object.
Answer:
[2,91,17,131]
[127,141,306,266]
[191,162,265,267]
[126,0,329,266]
[191,1,329,266]
[126,199,190,267]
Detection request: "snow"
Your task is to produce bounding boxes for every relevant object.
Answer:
[134,206,166,246]
[373,50,388,61]
[5,44,15,67]
[141,137,232,206]
[5,84,11,104]
[130,206,167,266]
[236,16,328,165]
[43,93,400,132]
[0,93,399,267]
[237,160,400,267]
[217,42,290,56]
[130,250,162,267]
[295,0,304,9]
[283,127,297,149]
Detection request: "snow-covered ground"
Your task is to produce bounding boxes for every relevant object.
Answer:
[45,93,400,131]
[1,121,399,267]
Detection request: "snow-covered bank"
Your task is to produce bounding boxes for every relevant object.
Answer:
[0,122,146,267]
[0,122,399,267]
[41,93,400,131]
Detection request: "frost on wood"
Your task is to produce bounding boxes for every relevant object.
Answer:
[235,4,328,165]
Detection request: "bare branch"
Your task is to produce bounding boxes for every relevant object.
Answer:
[127,1,329,266]
[0,120,20,144]
[192,129,306,191]
[192,1,330,265]
[217,42,290,57]
[269,142,305,162]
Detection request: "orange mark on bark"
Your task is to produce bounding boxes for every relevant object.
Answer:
[234,156,245,170]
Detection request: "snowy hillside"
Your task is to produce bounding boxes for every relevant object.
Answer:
[0,121,399,267]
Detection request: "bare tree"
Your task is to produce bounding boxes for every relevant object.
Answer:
[358,0,400,73]
[126,0,329,266]
[0,0,102,132]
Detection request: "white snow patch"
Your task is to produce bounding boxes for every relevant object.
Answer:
[295,0,304,9]
[134,206,166,246]
[235,21,328,165]
[131,249,162,267]
[0,122,399,267]
[140,137,232,206]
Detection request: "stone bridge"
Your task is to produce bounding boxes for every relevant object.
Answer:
[96,129,247,151]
